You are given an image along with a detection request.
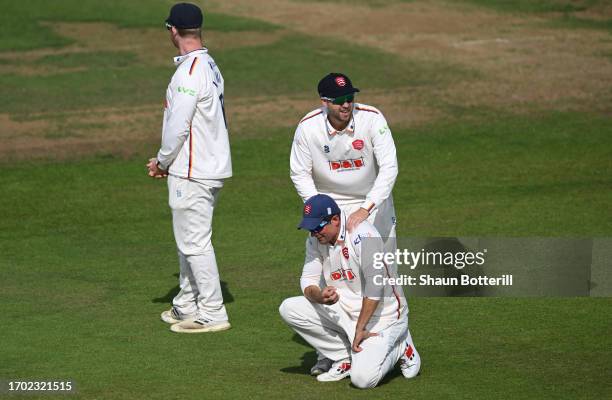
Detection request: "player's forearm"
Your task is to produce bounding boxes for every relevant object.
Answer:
[304,285,324,304]
[355,297,379,331]
[363,164,397,209]
[157,125,190,169]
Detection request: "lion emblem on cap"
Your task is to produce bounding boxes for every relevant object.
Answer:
[304,204,312,215]
[335,77,347,87]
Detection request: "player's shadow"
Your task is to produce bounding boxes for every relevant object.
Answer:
[279,334,317,375]
[151,273,235,304]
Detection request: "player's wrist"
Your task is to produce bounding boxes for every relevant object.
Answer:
[360,201,376,215]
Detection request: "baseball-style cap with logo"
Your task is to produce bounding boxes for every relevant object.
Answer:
[297,194,341,231]
[317,73,360,99]
[166,3,203,29]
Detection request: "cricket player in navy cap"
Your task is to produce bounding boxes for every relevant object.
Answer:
[147,2,232,333]
[279,195,421,388]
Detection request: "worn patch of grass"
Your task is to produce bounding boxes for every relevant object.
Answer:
[0,0,279,51]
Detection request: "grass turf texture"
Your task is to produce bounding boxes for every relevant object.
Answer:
[1,0,611,398]
[1,113,611,399]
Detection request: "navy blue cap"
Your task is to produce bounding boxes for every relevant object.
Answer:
[166,3,203,29]
[317,73,360,99]
[298,194,341,230]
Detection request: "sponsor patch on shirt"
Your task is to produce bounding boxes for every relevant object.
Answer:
[328,158,365,171]
[352,139,364,150]
[330,268,355,281]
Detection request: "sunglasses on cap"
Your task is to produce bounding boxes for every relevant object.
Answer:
[310,219,331,234]
[324,94,355,105]
[165,22,173,31]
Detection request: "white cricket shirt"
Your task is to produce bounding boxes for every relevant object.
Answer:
[300,211,407,332]
[290,104,398,213]
[157,49,232,180]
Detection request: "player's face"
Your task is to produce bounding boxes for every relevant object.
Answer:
[322,95,354,128]
[311,215,341,245]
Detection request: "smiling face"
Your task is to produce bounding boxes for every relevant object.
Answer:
[322,95,355,131]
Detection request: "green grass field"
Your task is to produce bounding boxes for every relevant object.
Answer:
[1,0,611,398]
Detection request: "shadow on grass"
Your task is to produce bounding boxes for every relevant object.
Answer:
[279,333,409,388]
[280,333,317,375]
[151,273,235,304]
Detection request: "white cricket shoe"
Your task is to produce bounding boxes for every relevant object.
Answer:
[310,357,333,376]
[316,359,351,382]
[170,318,231,333]
[399,344,421,379]
[160,306,196,324]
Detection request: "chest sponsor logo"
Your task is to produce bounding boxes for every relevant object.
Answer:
[352,139,364,150]
[330,268,356,281]
[323,145,330,153]
[329,157,365,172]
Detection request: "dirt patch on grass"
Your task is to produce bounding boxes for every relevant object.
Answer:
[2,1,611,161]
[209,0,612,113]
[0,106,161,161]
[0,22,286,74]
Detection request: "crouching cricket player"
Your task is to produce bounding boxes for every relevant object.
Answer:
[279,194,421,388]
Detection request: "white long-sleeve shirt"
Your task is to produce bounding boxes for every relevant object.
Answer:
[290,104,398,212]
[300,211,407,332]
[157,49,232,180]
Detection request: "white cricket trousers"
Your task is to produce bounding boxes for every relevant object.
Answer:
[279,296,414,389]
[168,175,228,322]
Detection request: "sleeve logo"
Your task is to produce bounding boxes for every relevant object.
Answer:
[178,86,196,96]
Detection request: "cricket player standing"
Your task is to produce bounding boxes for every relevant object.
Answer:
[279,195,421,388]
[147,3,231,333]
[289,73,403,374]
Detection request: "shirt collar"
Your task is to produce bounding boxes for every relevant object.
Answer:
[332,210,348,247]
[173,48,208,66]
[323,108,355,137]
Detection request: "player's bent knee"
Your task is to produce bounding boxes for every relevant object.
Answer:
[278,297,302,324]
[350,369,381,389]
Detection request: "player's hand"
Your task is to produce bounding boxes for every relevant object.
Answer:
[347,208,370,232]
[352,329,378,353]
[146,157,168,179]
[321,286,339,305]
